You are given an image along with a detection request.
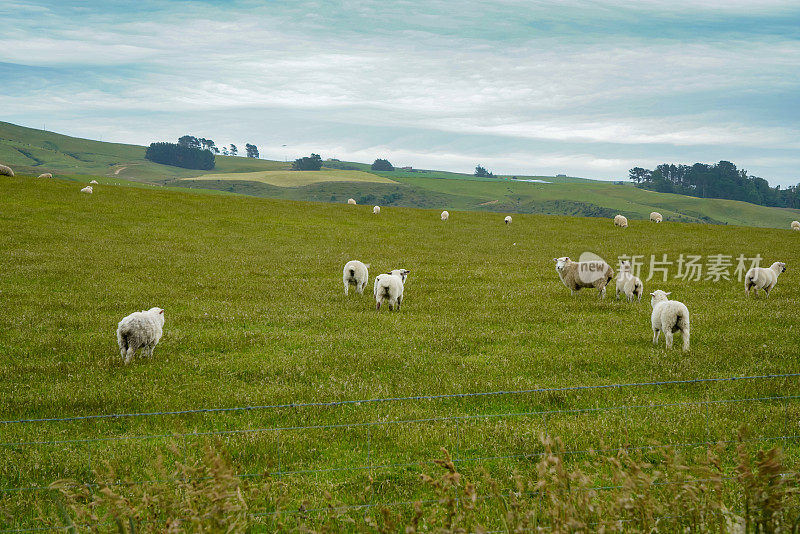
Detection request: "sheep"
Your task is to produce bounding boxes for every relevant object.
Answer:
[347,198,356,205]
[90,180,98,184]
[343,260,370,296]
[650,290,690,351]
[791,220,800,231]
[744,261,786,297]
[650,212,663,223]
[116,307,165,364]
[614,214,628,228]
[554,256,614,298]
[80,186,93,194]
[615,260,644,302]
[373,205,380,214]
[374,269,410,311]
[504,215,512,224]
[0,164,14,177]
[38,173,53,179]
[441,210,449,221]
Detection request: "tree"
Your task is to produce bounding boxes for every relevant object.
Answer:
[245,143,259,158]
[371,158,394,171]
[145,142,215,170]
[292,153,323,171]
[177,135,201,150]
[628,167,649,184]
[229,144,238,157]
[474,165,494,178]
[221,147,229,156]
[198,138,218,153]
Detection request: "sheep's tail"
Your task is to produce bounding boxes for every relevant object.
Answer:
[380,286,391,299]
[349,268,355,277]
[676,308,690,331]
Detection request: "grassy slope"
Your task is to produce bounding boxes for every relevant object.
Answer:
[187,168,396,186]
[1,175,799,525]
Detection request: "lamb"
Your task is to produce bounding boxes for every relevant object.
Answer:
[650,212,663,223]
[343,260,370,296]
[116,307,165,364]
[374,269,410,311]
[504,215,512,224]
[650,290,690,351]
[347,198,356,205]
[441,210,449,221]
[0,164,14,177]
[554,256,614,298]
[791,221,800,231]
[38,173,53,179]
[744,261,786,297]
[90,180,98,184]
[614,214,628,228]
[615,260,644,302]
[80,186,93,194]
[373,205,380,214]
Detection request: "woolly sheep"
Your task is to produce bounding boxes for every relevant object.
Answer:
[504,215,512,224]
[650,290,690,351]
[441,210,449,221]
[554,256,614,298]
[614,214,628,228]
[650,212,663,223]
[80,186,93,194]
[373,205,380,214]
[744,261,786,297]
[347,198,356,205]
[374,269,410,311]
[38,173,53,179]
[116,307,165,364]
[343,260,370,296]
[0,164,14,177]
[90,180,98,184]
[616,260,643,302]
[791,220,800,231]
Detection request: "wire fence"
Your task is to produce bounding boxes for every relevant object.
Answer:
[2,372,799,531]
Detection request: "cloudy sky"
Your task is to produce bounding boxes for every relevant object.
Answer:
[2,1,799,184]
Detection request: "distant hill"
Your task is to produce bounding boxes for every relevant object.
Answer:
[1,120,799,228]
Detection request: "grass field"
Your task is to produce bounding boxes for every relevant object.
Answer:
[1,174,798,528]
[186,168,397,187]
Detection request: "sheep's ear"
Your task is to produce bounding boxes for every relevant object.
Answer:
[665,292,671,296]
[552,258,558,262]
[649,292,655,296]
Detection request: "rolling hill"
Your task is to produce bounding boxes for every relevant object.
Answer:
[2,120,799,228]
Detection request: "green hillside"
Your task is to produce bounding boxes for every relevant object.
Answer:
[1,175,798,528]
[2,120,799,228]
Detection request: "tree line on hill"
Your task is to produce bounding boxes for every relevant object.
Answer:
[146,135,261,170]
[630,161,800,209]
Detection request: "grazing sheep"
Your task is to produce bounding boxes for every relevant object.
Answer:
[116,307,165,364]
[616,260,644,302]
[38,173,53,179]
[347,198,356,205]
[374,269,410,311]
[614,214,628,228]
[0,164,14,177]
[90,180,98,184]
[441,210,449,221]
[554,256,614,298]
[650,290,690,351]
[504,215,512,224]
[373,205,380,214]
[80,186,93,194]
[650,212,663,223]
[791,220,800,231]
[745,261,786,297]
[343,260,370,296]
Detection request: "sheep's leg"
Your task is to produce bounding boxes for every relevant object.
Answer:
[652,329,660,345]
[358,281,366,294]
[664,331,674,349]
[396,296,402,311]
[124,347,136,365]
[344,282,349,296]
[682,330,690,352]
[599,286,606,299]
[376,300,381,311]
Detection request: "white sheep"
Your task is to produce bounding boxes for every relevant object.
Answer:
[614,214,628,228]
[38,173,53,179]
[441,210,449,221]
[650,212,663,223]
[374,269,410,311]
[116,307,165,364]
[504,215,512,224]
[744,261,786,297]
[791,220,800,231]
[90,180,99,184]
[0,164,14,177]
[650,290,690,351]
[80,186,93,194]
[554,256,614,298]
[373,205,380,214]
[347,198,356,205]
[616,260,643,302]
[343,260,370,296]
